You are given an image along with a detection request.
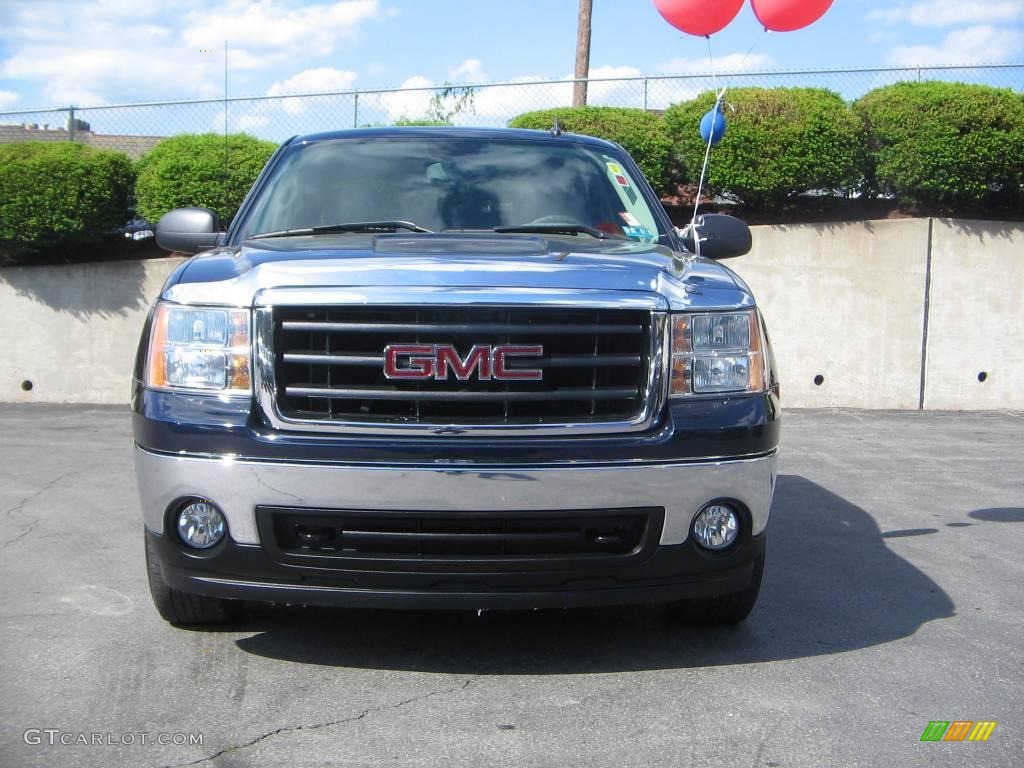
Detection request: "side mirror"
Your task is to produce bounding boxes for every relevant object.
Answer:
[676,214,752,260]
[155,207,224,254]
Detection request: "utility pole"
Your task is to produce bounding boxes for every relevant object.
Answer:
[573,0,593,107]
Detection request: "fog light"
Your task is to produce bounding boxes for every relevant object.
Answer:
[693,503,740,550]
[176,501,226,549]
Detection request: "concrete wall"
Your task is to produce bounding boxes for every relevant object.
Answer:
[0,258,184,404]
[731,218,1023,409]
[730,219,930,409]
[923,219,1024,410]
[0,218,1021,409]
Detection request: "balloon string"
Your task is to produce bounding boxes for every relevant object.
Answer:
[706,35,718,96]
[690,29,770,257]
[690,90,725,254]
[720,29,769,94]
[691,35,727,257]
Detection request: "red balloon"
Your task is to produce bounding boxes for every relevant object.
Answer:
[653,0,744,37]
[751,0,834,32]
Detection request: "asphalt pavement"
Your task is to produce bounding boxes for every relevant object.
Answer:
[0,406,1021,768]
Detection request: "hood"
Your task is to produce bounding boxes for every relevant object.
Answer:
[162,233,753,311]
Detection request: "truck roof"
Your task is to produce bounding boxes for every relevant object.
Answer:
[290,125,622,151]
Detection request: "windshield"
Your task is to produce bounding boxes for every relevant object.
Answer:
[233,135,667,244]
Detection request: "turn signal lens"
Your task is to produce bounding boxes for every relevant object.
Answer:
[145,303,251,395]
[670,310,767,396]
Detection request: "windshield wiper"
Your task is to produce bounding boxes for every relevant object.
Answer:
[493,224,609,240]
[249,220,432,239]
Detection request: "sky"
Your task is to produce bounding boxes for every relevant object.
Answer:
[0,0,1022,129]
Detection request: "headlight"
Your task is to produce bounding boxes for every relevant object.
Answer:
[670,310,767,396]
[145,303,251,395]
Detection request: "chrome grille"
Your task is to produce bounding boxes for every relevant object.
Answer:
[270,305,655,427]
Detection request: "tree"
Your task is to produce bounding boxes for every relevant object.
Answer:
[426,84,476,124]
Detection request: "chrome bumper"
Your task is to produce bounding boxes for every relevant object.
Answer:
[134,446,777,546]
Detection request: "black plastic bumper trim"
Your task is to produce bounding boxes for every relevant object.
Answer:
[146,528,764,610]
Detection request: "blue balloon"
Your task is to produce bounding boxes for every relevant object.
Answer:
[699,106,727,146]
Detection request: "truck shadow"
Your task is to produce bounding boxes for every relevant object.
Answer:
[233,474,955,671]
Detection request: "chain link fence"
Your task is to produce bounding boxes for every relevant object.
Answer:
[1,64,1022,157]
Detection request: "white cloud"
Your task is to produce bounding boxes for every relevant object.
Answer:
[368,65,648,125]
[209,67,359,133]
[0,0,382,106]
[235,114,270,131]
[183,0,382,59]
[0,90,18,109]
[0,0,204,105]
[578,65,648,108]
[480,65,646,117]
[376,75,435,121]
[868,1,1023,27]
[268,68,359,95]
[1,46,211,106]
[267,67,359,113]
[359,57,785,127]
[471,76,570,118]
[210,106,275,135]
[449,59,486,82]
[587,64,642,85]
[90,0,167,15]
[644,54,779,107]
[887,24,1024,65]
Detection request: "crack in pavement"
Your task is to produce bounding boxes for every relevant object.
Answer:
[154,675,479,768]
[2,516,40,547]
[3,471,79,519]
[2,471,80,547]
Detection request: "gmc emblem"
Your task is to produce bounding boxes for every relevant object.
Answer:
[383,344,544,381]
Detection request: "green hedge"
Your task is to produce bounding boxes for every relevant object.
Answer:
[854,81,1024,207]
[664,88,864,209]
[134,133,277,224]
[0,142,134,261]
[508,106,673,193]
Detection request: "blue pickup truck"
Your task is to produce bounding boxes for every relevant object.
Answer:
[133,127,780,626]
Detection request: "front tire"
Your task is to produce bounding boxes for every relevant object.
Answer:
[145,535,239,626]
[663,547,765,625]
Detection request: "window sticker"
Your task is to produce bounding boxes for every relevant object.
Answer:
[622,225,655,242]
[619,211,641,226]
[603,155,644,218]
